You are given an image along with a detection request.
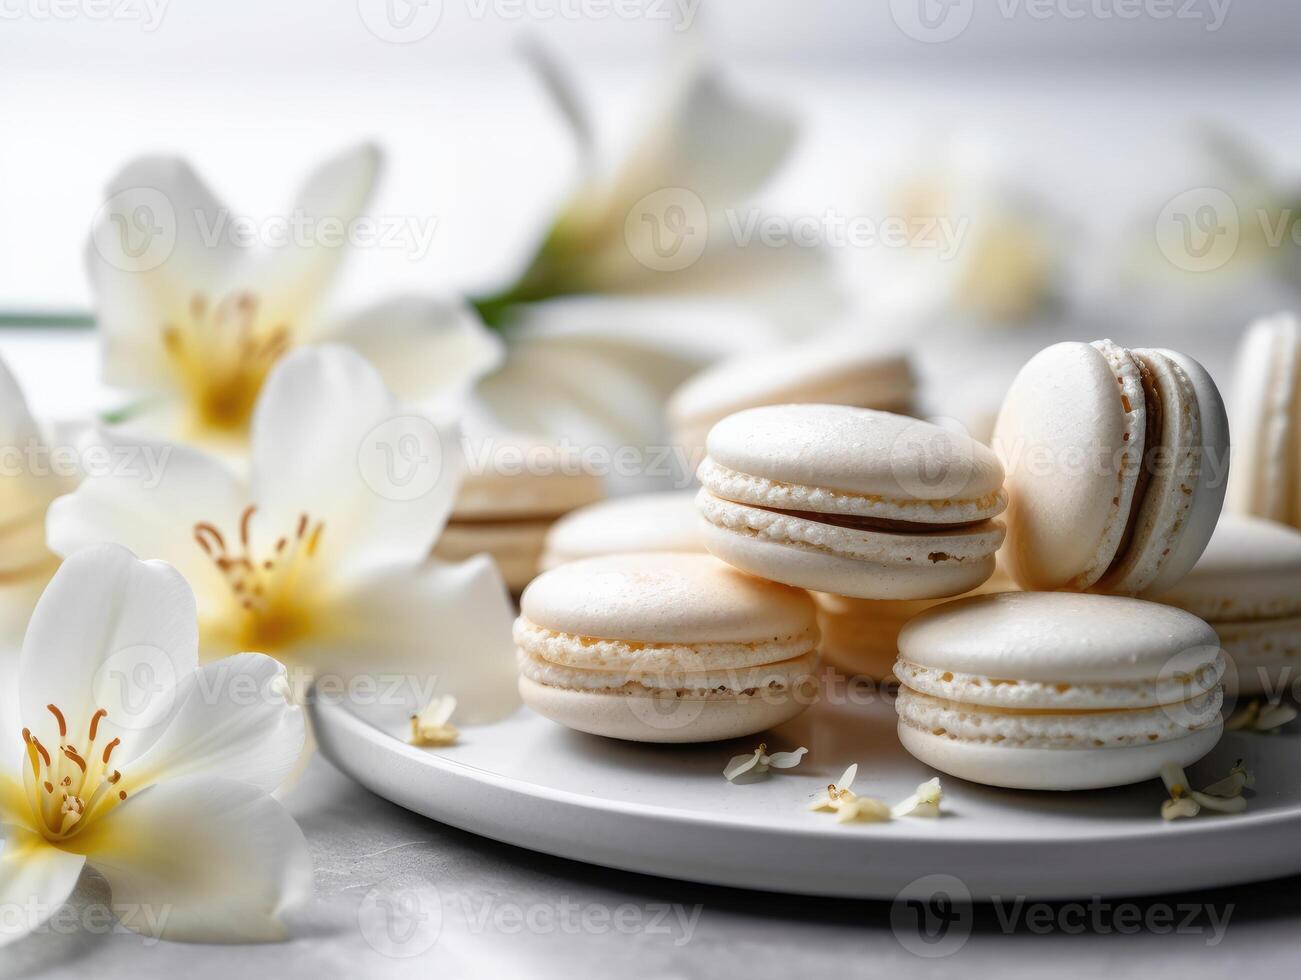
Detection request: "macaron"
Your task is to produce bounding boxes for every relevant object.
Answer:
[516,553,819,742]
[894,592,1225,791]
[1226,312,1300,528]
[433,433,604,591]
[540,491,705,570]
[993,340,1229,594]
[1150,514,1301,696]
[813,560,1017,681]
[668,333,916,452]
[696,404,1007,599]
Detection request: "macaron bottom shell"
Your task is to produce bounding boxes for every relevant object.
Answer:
[897,720,1223,791]
[1215,617,1301,696]
[518,676,811,743]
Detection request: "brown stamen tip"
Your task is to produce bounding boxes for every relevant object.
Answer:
[240,505,257,548]
[297,514,308,539]
[118,790,127,801]
[108,770,121,784]
[43,781,53,793]
[47,704,67,737]
[29,734,51,768]
[102,738,121,764]
[88,708,108,741]
[63,747,87,772]
[194,522,227,555]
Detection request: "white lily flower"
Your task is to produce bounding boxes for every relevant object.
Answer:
[0,544,310,945]
[723,743,807,782]
[808,763,889,822]
[88,145,502,459]
[410,694,458,748]
[891,777,944,819]
[46,345,519,726]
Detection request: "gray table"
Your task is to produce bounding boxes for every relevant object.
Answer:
[6,755,1297,979]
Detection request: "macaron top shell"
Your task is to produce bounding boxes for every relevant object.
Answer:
[703,404,1005,516]
[897,592,1219,683]
[542,492,703,565]
[1226,312,1299,524]
[1151,514,1301,621]
[520,552,817,645]
[452,432,604,519]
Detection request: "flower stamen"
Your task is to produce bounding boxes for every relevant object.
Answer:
[20,704,130,841]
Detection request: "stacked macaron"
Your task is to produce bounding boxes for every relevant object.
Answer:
[540,491,704,570]
[516,553,820,742]
[893,593,1226,790]
[695,404,1007,599]
[1150,514,1301,697]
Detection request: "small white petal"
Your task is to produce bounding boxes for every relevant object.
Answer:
[837,764,858,792]
[835,795,891,824]
[1162,797,1201,820]
[723,750,763,782]
[0,828,87,948]
[1188,791,1248,814]
[892,777,943,819]
[1256,702,1297,731]
[765,747,808,770]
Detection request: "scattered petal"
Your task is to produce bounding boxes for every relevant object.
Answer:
[892,777,944,819]
[836,794,891,824]
[410,695,459,748]
[1162,796,1201,821]
[1225,699,1298,732]
[1202,760,1254,798]
[724,744,807,782]
[723,749,763,782]
[765,747,808,770]
[1159,761,1252,820]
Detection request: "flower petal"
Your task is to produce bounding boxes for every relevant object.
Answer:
[837,764,858,792]
[306,555,518,726]
[766,747,808,769]
[0,827,86,948]
[249,345,462,578]
[521,39,594,165]
[723,750,762,781]
[18,544,199,757]
[71,776,311,943]
[119,654,304,794]
[326,297,504,406]
[247,143,381,336]
[45,427,246,617]
[86,156,245,391]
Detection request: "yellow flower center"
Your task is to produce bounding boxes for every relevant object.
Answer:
[22,704,127,842]
[161,292,292,434]
[195,505,325,654]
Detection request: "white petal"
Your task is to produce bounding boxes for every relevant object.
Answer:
[1189,791,1248,814]
[304,555,518,726]
[87,156,246,391]
[250,345,462,579]
[723,750,763,781]
[414,693,457,729]
[75,776,311,943]
[326,297,504,406]
[765,747,808,770]
[836,764,858,792]
[0,357,65,574]
[44,427,247,616]
[247,143,381,335]
[119,654,304,794]
[521,38,594,164]
[0,827,86,948]
[18,544,199,757]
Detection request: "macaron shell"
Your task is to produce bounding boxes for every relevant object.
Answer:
[898,592,1220,684]
[519,676,810,743]
[1227,313,1299,525]
[520,552,817,645]
[896,721,1222,791]
[434,519,551,592]
[994,342,1141,591]
[705,404,1006,511]
[1214,617,1301,696]
[540,491,705,569]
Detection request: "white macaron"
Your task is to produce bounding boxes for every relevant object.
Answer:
[1150,513,1301,696]
[516,553,819,742]
[993,340,1229,594]
[696,404,1007,599]
[540,491,705,570]
[894,592,1225,791]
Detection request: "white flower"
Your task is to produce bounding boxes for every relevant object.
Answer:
[891,777,944,819]
[1160,761,1251,820]
[1225,699,1298,733]
[723,743,807,782]
[0,544,310,945]
[410,694,458,747]
[88,145,501,458]
[46,345,519,726]
[807,764,890,823]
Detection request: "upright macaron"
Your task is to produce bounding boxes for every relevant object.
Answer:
[516,553,820,742]
[993,340,1229,594]
[1150,514,1301,696]
[540,491,704,570]
[894,592,1225,791]
[696,404,1007,599]
[668,333,916,452]
[1226,312,1300,528]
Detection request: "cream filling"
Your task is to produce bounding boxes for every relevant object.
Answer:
[517,647,820,695]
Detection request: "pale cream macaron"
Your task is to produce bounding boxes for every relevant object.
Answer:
[433,434,604,592]
[540,491,705,570]
[668,333,916,452]
[696,404,1007,599]
[516,553,820,742]
[993,340,1229,595]
[1150,514,1301,696]
[1226,312,1301,529]
[894,592,1225,791]
[813,560,1017,681]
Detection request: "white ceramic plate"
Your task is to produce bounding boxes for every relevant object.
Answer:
[311,693,1301,900]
